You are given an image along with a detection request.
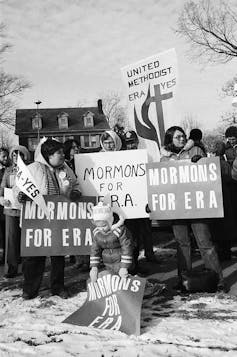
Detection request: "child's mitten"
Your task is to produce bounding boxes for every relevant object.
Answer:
[90,266,98,283]
[119,267,128,279]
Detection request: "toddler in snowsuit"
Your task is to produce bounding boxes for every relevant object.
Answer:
[89,202,134,282]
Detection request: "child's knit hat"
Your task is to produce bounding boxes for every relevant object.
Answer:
[92,202,113,227]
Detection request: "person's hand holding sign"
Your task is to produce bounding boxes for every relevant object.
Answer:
[119,267,128,279]
[0,197,11,207]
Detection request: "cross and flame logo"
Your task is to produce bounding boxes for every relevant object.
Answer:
[134,84,173,150]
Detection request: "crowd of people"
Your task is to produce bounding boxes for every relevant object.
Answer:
[0,124,237,299]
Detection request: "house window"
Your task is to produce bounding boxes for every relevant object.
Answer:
[57,112,69,129]
[80,134,100,148]
[32,113,42,130]
[28,137,39,151]
[80,135,90,148]
[83,111,94,128]
[90,135,100,147]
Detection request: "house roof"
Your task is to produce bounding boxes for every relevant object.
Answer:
[15,107,110,135]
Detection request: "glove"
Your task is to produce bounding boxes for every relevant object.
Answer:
[0,197,11,207]
[191,155,202,163]
[119,267,128,279]
[90,267,98,283]
[17,191,28,203]
[183,139,194,151]
[69,190,81,202]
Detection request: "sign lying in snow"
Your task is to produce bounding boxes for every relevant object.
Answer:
[63,272,146,335]
[21,195,96,256]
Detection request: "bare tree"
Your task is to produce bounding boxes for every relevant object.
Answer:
[180,113,202,135]
[220,110,237,125]
[0,123,18,148]
[221,75,237,97]
[0,23,31,126]
[176,0,237,64]
[99,91,128,129]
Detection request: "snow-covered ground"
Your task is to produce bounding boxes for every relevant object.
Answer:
[1,286,237,356]
[1,246,237,356]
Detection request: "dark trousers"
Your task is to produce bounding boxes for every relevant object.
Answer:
[6,215,21,272]
[22,256,65,297]
[0,213,5,261]
[173,222,223,281]
[125,218,154,265]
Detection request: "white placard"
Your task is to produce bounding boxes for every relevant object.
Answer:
[4,187,22,210]
[74,150,148,219]
[121,48,178,162]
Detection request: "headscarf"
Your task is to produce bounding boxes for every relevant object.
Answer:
[100,130,122,151]
[9,145,30,163]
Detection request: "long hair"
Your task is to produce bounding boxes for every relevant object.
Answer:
[163,126,186,153]
[63,139,80,161]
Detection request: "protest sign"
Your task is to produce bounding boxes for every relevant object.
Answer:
[74,150,148,219]
[63,272,146,335]
[146,157,224,220]
[15,155,49,218]
[121,48,178,162]
[4,188,22,210]
[21,195,96,256]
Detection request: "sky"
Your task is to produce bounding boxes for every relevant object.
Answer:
[1,0,237,131]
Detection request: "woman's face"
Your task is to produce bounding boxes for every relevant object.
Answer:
[227,136,237,147]
[48,148,65,168]
[70,142,79,159]
[172,130,186,148]
[102,137,115,151]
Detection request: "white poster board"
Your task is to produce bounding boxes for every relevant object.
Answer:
[121,48,178,162]
[4,188,22,210]
[74,150,148,219]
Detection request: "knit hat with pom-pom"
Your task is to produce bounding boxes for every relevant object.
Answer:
[92,202,113,227]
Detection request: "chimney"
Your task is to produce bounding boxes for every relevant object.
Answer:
[97,99,103,114]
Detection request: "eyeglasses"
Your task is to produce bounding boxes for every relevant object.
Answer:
[173,135,185,140]
[103,140,115,146]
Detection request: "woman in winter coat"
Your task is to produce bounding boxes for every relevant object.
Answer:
[20,138,81,299]
[100,130,122,152]
[0,145,30,278]
[209,141,235,261]
[160,126,224,291]
[63,139,80,173]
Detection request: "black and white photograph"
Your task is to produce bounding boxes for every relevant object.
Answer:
[1,0,237,356]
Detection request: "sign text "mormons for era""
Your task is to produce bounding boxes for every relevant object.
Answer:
[146,157,224,220]
[63,273,146,335]
[21,195,96,256]
[75,150,148,219]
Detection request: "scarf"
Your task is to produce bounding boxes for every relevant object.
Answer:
[41,163,60,195]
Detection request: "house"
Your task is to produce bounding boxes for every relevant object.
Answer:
[15,100,110,157]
